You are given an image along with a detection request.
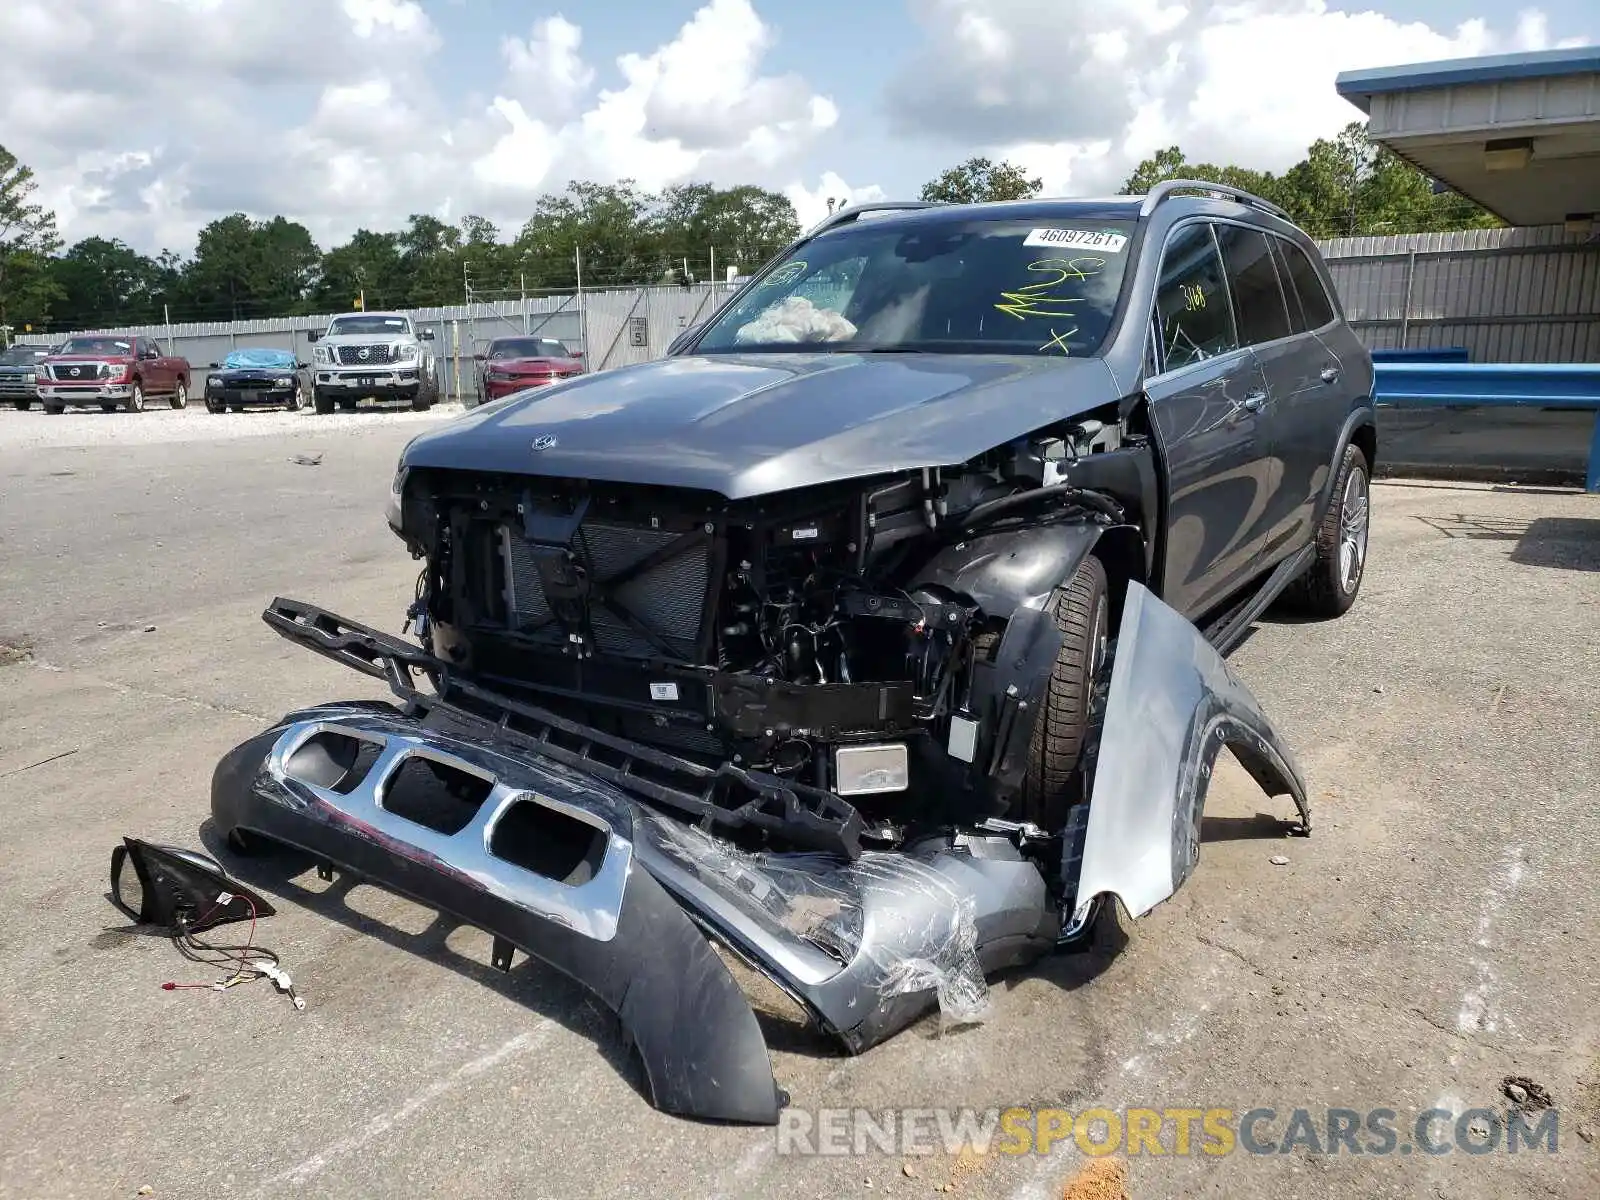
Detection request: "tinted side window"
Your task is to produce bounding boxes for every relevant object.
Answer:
[146,339,165,356]
[1154,223,1237,371]
[1278,238,1336,329]
[1215,224,1290,346]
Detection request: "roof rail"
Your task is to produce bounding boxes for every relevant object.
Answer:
[1138,178,1290,220]
[806,200,945,236]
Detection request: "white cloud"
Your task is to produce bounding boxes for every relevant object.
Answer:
[784,172,889,230]
[1,0,840,254]
[888,1,1587,196]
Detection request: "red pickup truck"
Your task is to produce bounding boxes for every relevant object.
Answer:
[37,334,192,413]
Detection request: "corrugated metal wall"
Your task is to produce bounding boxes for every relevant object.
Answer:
[1319,224,1600,362]
[15,224,1597,380]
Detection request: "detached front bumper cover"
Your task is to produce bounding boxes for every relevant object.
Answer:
[212,585,1310,1125]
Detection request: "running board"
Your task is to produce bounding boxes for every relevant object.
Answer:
[1201,543,1316,658]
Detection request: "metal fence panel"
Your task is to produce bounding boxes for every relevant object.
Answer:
[1318,224,1600,363]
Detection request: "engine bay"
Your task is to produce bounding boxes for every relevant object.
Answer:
[391,409,1149,830]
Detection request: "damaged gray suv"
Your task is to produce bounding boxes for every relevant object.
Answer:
[213,181,1373,1124]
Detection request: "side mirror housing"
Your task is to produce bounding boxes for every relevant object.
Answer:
[420,328,436,341]
[306,330,320,343]
[208,362,220,370]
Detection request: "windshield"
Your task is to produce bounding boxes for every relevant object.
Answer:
[0,347,45,366]
[694,217,1136,357]
[56,336,134,356]
[222,348,296,369]
[327,315,410,336]
[488,338,570,360]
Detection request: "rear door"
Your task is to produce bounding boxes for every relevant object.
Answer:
[1143,220,1277,621]
[1212,222,1310,564]
[1272,236,1358,545]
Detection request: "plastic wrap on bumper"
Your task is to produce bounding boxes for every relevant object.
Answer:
[210,703,784,1125]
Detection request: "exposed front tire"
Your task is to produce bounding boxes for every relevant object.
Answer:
[286,379,305,411]
[124,382,145,413]
[1016,554,1110,832]
[44,404,64,415]
[1284,441,1370,618]
[169,379,188,409]
[11,400,29,411]
[205,395,225,413]
[313,388,335,415]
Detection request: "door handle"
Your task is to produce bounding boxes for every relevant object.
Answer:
[1320,366,1341,384]
[1241,389,1266,412]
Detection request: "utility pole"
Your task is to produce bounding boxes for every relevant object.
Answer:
[520,272,528,333]
[709,246,716,289]
[574,245,587,364]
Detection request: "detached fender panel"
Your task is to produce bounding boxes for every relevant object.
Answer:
[211,706,783,1125]
[911,521,1109,619]
[1072,582,1310,921]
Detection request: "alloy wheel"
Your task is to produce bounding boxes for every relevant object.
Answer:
[1338,465,1370,593]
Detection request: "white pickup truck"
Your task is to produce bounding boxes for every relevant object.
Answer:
[307,311,440,414]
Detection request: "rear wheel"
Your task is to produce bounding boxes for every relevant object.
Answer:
[1283,441,1370,618]
[169,379,188,409]
[1016,554,1110,832]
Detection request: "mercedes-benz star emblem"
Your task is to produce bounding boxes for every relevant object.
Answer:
[531,434,558,451]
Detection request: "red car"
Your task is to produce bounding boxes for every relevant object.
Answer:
[37,334,192,413]
[470,336,583,408]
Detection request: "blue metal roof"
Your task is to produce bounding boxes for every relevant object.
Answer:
[1336,45,1600,111]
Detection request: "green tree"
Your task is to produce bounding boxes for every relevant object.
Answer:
[179,213,320,318]
[0,145,63,331]
[396,213,463,306]
[1120,123,1497,238]
[313,229,405,311]
[919,157,1043,205]
[48,236,170,328]
[514,180,661,290]
[656,183,800,280]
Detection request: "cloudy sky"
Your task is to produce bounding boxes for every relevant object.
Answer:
[2,0,1593,256]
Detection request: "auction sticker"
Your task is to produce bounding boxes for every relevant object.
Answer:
[1022,228,1129,252]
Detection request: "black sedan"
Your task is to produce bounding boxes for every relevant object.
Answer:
[204,349,310,412]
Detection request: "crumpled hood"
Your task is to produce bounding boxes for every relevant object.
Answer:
[401,352,1122,497]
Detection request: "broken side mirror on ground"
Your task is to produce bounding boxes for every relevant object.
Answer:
[107,837,304,1009]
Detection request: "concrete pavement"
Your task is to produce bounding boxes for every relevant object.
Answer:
[1,412,1596,1199]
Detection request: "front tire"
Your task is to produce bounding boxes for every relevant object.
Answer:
[124,382,145,413]
[1016,554,1110,832]
[11,400,29,411]
[1284,442,1370,618]
[44,404,64,415]
[169,379,188,409]
[286,379,305,411]
[313,388,334,415]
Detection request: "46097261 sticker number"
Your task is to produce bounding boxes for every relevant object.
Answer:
[1022,228,1129,253]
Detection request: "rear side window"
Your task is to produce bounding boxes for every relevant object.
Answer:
[1154,223,1237,371]
[1215,224,1290,346]
[1277,238,1336,329]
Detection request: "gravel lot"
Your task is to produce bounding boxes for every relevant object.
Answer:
[0,400,465,452]
[1,413,1597,1200]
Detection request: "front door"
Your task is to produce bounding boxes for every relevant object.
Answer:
[1143,221,1277,621]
